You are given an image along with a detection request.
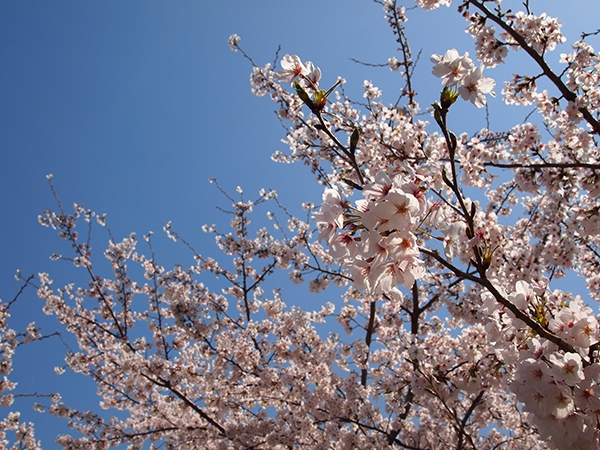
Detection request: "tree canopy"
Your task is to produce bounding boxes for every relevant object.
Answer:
[2,1,600,449]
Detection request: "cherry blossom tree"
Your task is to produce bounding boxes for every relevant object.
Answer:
[3,0,600,448]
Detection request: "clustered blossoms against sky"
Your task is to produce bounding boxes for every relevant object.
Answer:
[1,0,600,448]
[430,48,496,107]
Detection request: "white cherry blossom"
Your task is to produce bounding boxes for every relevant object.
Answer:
[275,54,308,83]
[430,48,475,87]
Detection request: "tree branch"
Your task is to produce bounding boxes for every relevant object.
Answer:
[467,0,600,135]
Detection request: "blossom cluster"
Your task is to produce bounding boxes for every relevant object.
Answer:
[314,173,426,293]
[477,278,600,448]
[430,48,495,107]
[246,1,599,446]
[503,11,566,55]
[275,54,321,92]
[0,281,42,449]
[2,2,598,449]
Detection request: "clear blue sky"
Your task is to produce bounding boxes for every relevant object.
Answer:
[1,1,598,447]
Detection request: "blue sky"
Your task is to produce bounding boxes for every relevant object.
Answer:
[1,1,599,447]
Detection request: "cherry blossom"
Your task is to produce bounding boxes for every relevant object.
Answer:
[274,54,308,83]
[458,66,496,107]
[3,1,600,449]
[302,60,321,91]
[443,221,466,260]
[227,33,240,52]
[430,48,475,87]
[431,49,496,107]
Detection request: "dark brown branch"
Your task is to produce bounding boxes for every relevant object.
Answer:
[410,282,420,335]
[419,247,582,358]
[456,390,485,450]
[361,300,377,386]
[148,375,227,437]
[387,0,418,108]
[7,274,35,308]
[387,281,420,444]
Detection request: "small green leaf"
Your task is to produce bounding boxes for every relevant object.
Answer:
[349,128,360,155]
[432,102,443,128]
[442,167,453,188]
[324,78,343,98]
[293,81,315,109]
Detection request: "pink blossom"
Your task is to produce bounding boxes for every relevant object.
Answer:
[548,352,584,386]
[458,66,496,108]
[7,3,600,449]
[313,188,345,244]
[430,49,475,87]
[301,61,321,91]
[509,280,534,310]
[275,54,308,83]
[443,221,466,261]
[227,34,241,52]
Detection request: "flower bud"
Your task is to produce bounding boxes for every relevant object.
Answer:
[313,90,328,110]
[440,87,459,109]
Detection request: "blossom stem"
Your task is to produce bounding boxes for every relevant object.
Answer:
[315,112,366,185]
